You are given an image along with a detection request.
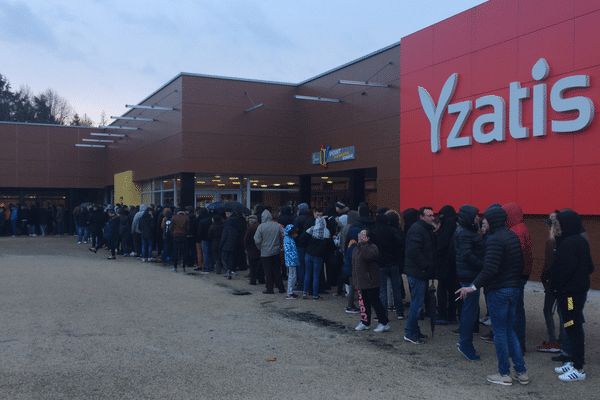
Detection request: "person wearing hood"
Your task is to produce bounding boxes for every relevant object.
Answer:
[294,203,311,293]
[454,204,486,361]
[283,224,300,299]
[372,212,405,320]
[244,212,264,285]
[139,206,155,261]
[254,209,285,294]
[457,204,527,386]
[278,205,295,228]
[131,204,148,259]
[343,227,362,313]
[104,209,120,260]
[435,205,458,325]
[220,212,239,279]
[548,210,594,382]
[170,208,190,272]
[301,209,330,300]
[503,202,532,354]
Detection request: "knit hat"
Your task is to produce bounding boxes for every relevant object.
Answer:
[298,203,309,213]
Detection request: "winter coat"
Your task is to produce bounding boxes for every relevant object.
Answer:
[283,224,300,267]
[244,221,261,260]
[170,212,190,237]
[304,217,330,258]
[343,227,361,277]
[339,210,359,254]
[435,205,457,280]
[131,204,148,234]
[104,215,120,243]
[472,205,524,295]
[88,209,104,234]
[372,215,403,267]
[254,210,284,257]
[294,210,311,248]
[220,217,239,253]
[503,202,533,280]
[139,211,154,240]
[454,205,486,283]
[196,214,213,242]
[549,211,594,295]
[208,220,225,259]
[352,242,381,290]
[404,219,436,280]
[277,206,295,228]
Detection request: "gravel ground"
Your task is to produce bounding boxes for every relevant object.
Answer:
[0,235,599,399]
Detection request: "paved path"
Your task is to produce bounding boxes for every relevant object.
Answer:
[1,236,598,399]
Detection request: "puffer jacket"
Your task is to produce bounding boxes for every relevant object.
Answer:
[503,202,533,280]
[404,219,436,280]
[352,242,381,290]
[549,210,594,295]
[454,205,486,283]
[472,205,523,295]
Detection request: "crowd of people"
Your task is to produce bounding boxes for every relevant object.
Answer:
[3,199,593,385]
[1,202,67,237]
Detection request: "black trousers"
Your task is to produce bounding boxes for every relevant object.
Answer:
[558,292,587,370]
[172,236,189,270]
[359,287,389,326]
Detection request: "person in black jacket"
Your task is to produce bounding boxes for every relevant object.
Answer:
[457,204,527,386]
[549,210,594,382]
[372,212,405,320]
[139,206,155,261]
[454,204,486,361]
[404,207,436,344]
[435,205,458,324]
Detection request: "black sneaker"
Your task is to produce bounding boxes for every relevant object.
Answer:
[552,354,572,362]
[417,332,428,339]
[404,335,424,344]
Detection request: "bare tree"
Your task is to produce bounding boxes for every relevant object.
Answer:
[80,113,93,127]
[100,110,108,127]
[43,88,73,125]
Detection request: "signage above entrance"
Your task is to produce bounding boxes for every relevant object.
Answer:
[418,58,595,153]
[312,145,356,167]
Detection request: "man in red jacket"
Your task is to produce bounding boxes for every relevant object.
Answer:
[503,202,532,354]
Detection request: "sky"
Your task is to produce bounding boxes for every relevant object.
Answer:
[0,0,487,126]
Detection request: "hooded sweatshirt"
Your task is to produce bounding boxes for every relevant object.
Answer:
[503,202,533,280]
[131,204,148,234]
[549,210,594,295]
[254,210,284,257]
[283,224,300,267]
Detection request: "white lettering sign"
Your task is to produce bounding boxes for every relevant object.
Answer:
[419,58,595,153]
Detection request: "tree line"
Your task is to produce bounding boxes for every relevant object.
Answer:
[0,73,94,126]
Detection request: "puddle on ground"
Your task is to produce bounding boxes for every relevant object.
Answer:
[276,310,348,331]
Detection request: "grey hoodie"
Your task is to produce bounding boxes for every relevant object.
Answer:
[131,204,148,234]
[253,209,284,257]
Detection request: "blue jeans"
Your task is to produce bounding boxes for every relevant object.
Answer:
[77,226,85,242]
[379,264,404,317]
[201,241,213,271]
[405,276,426,337]
[297,247,306,292]
[488,287,526,375]
[459,282,480,353]
[513,279,527,349]
[304,253,323,297]
[141,238,153,259]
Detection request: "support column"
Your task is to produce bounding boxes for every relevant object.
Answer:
[299,174,311,206]
[179,172,195,208]
[349,169,365,211]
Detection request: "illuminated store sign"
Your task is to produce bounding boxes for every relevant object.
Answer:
[418,58,595,153]
[311,145,356,168]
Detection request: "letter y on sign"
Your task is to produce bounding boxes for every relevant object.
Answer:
[419,73,458,153]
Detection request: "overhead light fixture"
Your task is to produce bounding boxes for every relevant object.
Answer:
[212,179,221,182]
[82,139,115,143]
[253,183,258,186]
[260,184,267,188]
[99,125,139,130]
[338,80,391,88]
[75,144,105,148]
[250,180,259,183]
[233,182,241,185]
[321,177,329,179]
[294,95,342,103]
[111,116,155,122]
[218,184,225,187]
[287,182,295,185]
[125,104,174,111]
[327,181,333,184]
[273,183,280,187]
[90,132,126,137]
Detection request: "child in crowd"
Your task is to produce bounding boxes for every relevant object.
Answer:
[284,224,300,299]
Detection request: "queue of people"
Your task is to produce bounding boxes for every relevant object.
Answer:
[6,199,592,386]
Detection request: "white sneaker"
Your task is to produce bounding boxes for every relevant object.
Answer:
[148,258,155,262]
[555,362,574,374]
[355,322,370,331]
[374,323,390,332]
[559,369,586,382]
[480,316,492,326]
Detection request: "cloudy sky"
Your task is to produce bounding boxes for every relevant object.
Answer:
[0,0,487,125]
